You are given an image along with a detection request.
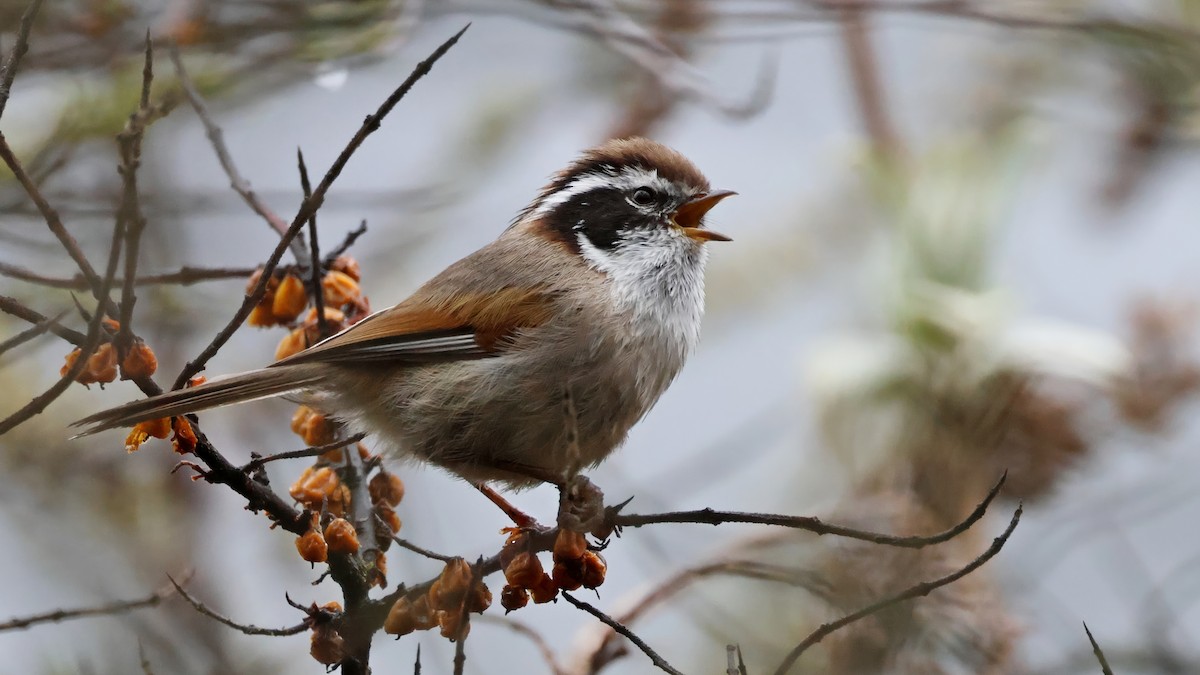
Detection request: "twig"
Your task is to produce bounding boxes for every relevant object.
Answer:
[0,296,87,345]
[413,644,422,675]
[0,262,258,290]
[387,532,456,564]
[477,615,566,675]
[170,24,467,390]
[0,135,107,307]
[0,310,66,360]
[0,578,178,632]
[614,472,1006,548]
[1084,622,1116,675]
[562,591,684,675]
[0,0,45,121]
[323,221,369,262]
[115,32,160,361]
[239,432,366,472]
[771,503,1024,674]
[167,575,308,636]
[0,181,126,435]
[297,147,328,339]
[167,45,305,261]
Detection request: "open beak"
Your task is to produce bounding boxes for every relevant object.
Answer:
[673,189,736,242]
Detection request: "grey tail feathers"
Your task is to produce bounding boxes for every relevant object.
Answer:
[70,365,323,437]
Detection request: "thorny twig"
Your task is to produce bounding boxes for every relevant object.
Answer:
[1084,622,1116,675]
[297,147,328,339]
[771,503,1024,674]
[613,472,1007,548]
[170,24,468,390]
[167,45,304,261]
[562,591,684,675]
[477,615,567,675]
[239,432,366,472]
[0,309,66,360]
[0,576,181,632]
[0,0,45,121]
[167,575,308,636]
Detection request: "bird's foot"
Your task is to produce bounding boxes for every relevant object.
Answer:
[558,474,605,534]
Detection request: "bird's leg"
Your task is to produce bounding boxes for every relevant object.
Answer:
[558,474,606,534]
[473,482,540,529]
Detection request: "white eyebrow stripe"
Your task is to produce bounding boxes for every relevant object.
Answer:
[532,166,683,218]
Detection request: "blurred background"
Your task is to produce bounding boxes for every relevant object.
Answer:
[3,0,1200,673]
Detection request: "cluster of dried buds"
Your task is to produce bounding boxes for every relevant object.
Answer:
[124,376,206,454]
[384,558,491,641]
[61,318,158,386]
[498,529,606,613]
[244,256,370,364]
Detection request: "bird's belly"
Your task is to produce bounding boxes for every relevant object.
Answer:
[330,342,666,486]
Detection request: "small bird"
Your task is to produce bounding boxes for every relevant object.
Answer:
[73,137,733,489]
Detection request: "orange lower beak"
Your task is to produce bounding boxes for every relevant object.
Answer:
[673,189,736,242]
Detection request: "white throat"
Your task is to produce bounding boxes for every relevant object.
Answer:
[576,229,708,359]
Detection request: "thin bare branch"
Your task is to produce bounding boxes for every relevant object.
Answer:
[0,578,178,632]
[0,261,258,290]
[477,615,566,675]
[562,591,684,675]
[772,503,1024,674]
[0,309,66,360]
[324,221,369,261]
[171,24,468,390]
[614,472,1006,548]
[240,432,366,472]
[1084,622,1116,675]
[0,0,45,120]
[168,45,303,260]
[297,147,328,339]
[0,135,107,306]
[835,0,904,163]
[0,295,87,345]
[386,531,456,564]
[167,576,308,636]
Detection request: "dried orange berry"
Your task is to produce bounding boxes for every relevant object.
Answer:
[247,304,276,327]
[82,343,118,384]
[437,609,469,640]
[291,405,314,436]
[370,552,388,589]
[300,412,335,447]
[290,466,343,509]
[553,529,588,561]
[60,348,82,378]
[467,581,492,614]
[552,560,582,592]
[322,270,361,307]
[324,518,360,554]
[529,573,558,604]
[580,551,607,589]
[384,596,417,636]
[376,504,402,535]
[275,328,308,361]
[102,317,120,332]
[296,528,328,564]
[357,442,373,461]
[429,559,472,611]
[119,340,157,379]
[320,601,343,614]
[309,625,344,665]
[188,376,207,387]
[272,274,308,322]
[124,417,171,453]
[331,256,361,282]
[411,594,437,630]
[369,471,405,506]
[171,417,198,454]
[500,584,529,613]
[503,551,544,589]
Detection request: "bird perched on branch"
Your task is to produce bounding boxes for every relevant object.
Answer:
[73,137,734,490]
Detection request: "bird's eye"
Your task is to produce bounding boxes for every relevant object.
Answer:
[631,187,657,206]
